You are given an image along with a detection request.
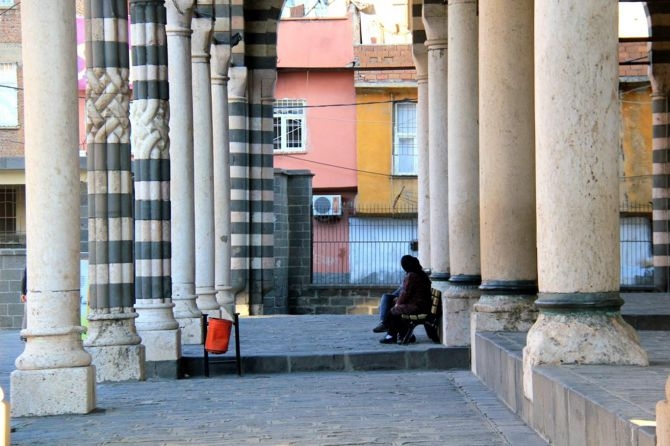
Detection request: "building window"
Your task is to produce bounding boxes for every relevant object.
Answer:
[0,0,15,8]
[0,63,19,128]
[0,186,24,246]
[393,101,417,175]
[274,99,306,152]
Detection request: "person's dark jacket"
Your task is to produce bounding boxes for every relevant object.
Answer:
[390,256,431,315]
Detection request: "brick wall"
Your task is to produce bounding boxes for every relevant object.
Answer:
[0,249,25,328]
[0,5,25,158]
[619,42,648,78]
[354,43,416,84]
[291,285,390,316]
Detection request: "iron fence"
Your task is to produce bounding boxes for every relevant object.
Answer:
[312,202,656,288]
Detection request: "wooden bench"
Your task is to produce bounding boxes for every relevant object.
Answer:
[399,288,442,345]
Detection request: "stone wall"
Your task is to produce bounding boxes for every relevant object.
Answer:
[291,285,390,316]
[0,249,25,328]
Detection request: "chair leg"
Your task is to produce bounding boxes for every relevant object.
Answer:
[400,324,416,345]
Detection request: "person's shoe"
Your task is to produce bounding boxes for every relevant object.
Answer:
[372,323,387,333]
[379,334,397,344]
[398,334,416,345]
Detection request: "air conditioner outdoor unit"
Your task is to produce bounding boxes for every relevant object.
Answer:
[312,195,342,217]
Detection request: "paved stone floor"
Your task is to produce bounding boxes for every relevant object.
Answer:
[2,292,668,445]
[1,316,547,446]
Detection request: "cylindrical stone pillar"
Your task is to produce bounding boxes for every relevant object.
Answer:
[228,66,250,313]
[422,4,448,281]
[472,0,537,374]
[443,0,480,347]
[11,0,96,416]
[84,0,145,383]
[523,0,648,401]
[191,15,218,318]
[166,0,203,343]
[130,0,180,377]
[212,40,234,318]
[413,45,430,271]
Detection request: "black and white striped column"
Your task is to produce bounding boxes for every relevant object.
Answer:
[84,0,144,383]
[647,4,670,292]
[130,0,180,376]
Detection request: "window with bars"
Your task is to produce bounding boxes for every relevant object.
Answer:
[393,101,417,175]
[273,99,306,152]
[0,63,19,128]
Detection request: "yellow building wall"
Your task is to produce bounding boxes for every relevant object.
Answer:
[356,87,418,212]
[620,85,652,212]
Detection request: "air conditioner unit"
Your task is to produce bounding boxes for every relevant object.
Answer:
[312,195,342,217]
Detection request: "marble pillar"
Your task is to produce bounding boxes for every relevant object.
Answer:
[84,0,145,383]
[413,44,430,271]
[191,15,219,318]
[11,0,96,416]
[211,39,234,318]
[471,0,537,374]
[166,0,203,343]
[422,4,448,283]
[523,0,648,401]
[228,66,251,313]
[444,0,480,347]
[130,0,181,377]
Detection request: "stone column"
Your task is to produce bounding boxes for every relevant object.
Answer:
[212,38,234,317]
[422,2,448,285]
[11,0,96,416]
[130,0,181,379]
[166,0,203,343]
[659,378,670,446]
[444,0,480,347]
[647,4,670,435]
[228,66,250,312]
[647,4,670,293]
[413,43,430,271]
[471,0,537,374]
[191,14,219,318]
[248,68,277,315]
[523,0,648,400]
[84,0,145,383]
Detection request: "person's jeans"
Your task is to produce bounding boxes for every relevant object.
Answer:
[379,293,397,322]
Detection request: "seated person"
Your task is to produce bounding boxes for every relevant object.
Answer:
[379,255,431,344]
[372,284,402,333]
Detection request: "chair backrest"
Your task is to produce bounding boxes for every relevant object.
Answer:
[430,288,442,316]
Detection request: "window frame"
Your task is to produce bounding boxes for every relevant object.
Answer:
[392,101,417,176]
[273,98,307,153]
[0,63,19,128]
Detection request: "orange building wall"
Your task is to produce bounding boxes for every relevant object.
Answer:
[620,84,652,210]
[356,87,417,209]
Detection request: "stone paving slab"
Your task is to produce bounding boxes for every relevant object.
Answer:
[6,370,547,446]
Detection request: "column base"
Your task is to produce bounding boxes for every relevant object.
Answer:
[441,281,481,347]
[87,344,146,382]
[1,387,9,446]
[522,311,649,400]
[10,366,96,417]
[177,315,204,344]
[471,294,537,374]
[137,327,181,362]
[657,375,670,446]
[216,286,234,318]
[196,287,219,314]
